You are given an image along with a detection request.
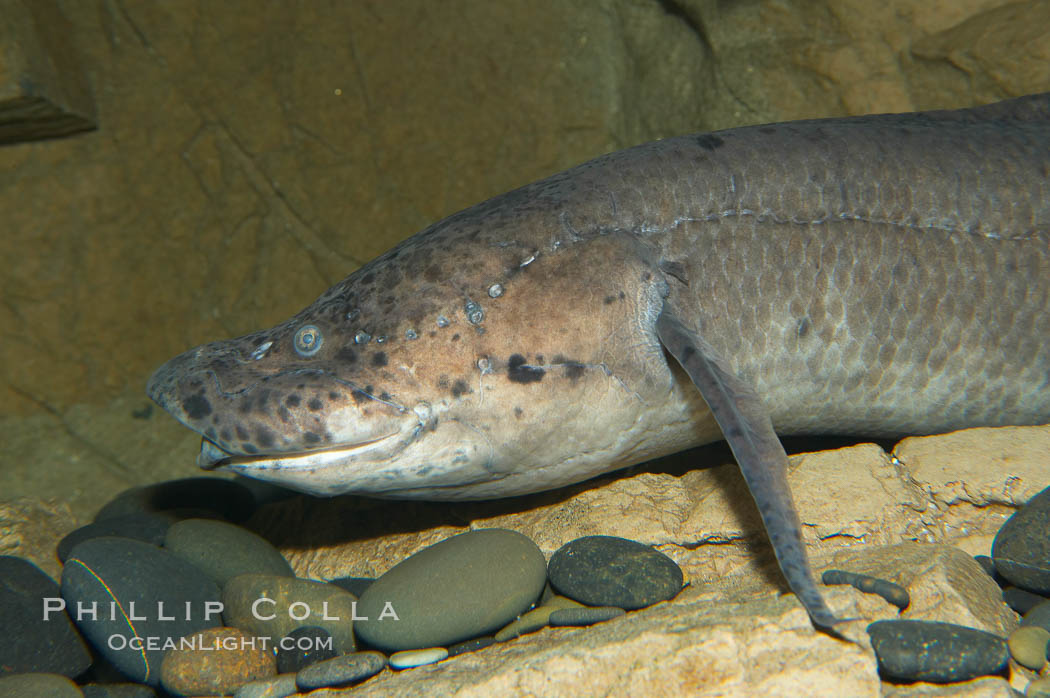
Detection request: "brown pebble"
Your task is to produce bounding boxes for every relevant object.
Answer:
[161,627,276,696]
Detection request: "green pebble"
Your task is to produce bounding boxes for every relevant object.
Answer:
[355,529,546,651]
[1009,626,1050,671]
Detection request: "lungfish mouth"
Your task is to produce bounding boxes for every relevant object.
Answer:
[196,429,405,472]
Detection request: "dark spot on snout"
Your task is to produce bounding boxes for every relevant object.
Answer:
[236,425,249,440]
[514,407,523,418]
[183,393,212,420]
[797,317,811,339]
[308,398,323,411]
[336,346,358,364]
[451,379,469,398]
[304,431,321,444]
[286,394,301,407]
[372,352,388,367]
[242,443,259,454]
[507,353,545,384]
[695,134,724,151]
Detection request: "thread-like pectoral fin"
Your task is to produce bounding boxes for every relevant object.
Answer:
[656,307,842,630]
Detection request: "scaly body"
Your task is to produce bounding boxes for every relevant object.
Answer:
[148,93,1050,629]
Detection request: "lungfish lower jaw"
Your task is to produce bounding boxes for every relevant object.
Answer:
[196,428,405,472]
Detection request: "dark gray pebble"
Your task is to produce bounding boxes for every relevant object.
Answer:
[57,514,172,562]
[295,651,386,690]
[1003,586,1047,615]
[547,535,683,610]
[0,556,92,678]
[822,569,909,609]
[447,635,495,656]
[548,606,625,627]
[276,626,338,673]
[164,518,294,586]
[974,555,997,577]
[867,619,1008,683]
[61,537,222,686]
[82,684,158,698]
[94,477,255,523]
[1021,598,1050,633]
[327,576,375,597]
[992,484,1050,594]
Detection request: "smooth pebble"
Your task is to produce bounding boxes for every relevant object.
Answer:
[867,619,1008,683]
[1008,626,1049,671]
[223,574,358,654]
[0,556,92,678]
[164,518,294,586]
[547,535,683,610]
[61,537,221,686]
[275,626,338,673]
[355,529,546,651]
[94,477,255,523]
[233,673,299,698]
[389,647,448,669]
[548,606,625,626]
[992,485,1050,594]
[295,651,386,690]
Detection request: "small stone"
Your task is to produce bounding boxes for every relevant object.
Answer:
[447,635,495,656]
[1008,626,1049,671]
[867,619,1009,683]
[822,569,909,609]
[57,514,172,562]
[233,673,298,698]
[1028,677,1050,698]
[992,484,1050,594]
[61,537,222,686]
[1022,599,1050,633]
[275,626,338,673]
[974,555,997,577]
[80,684,157,698]
[1005,587,1048,615]
[389,647,448,669]
[0,672,84,697]
[495,606,556,641]
[94,477,255,523]
[223,574,357,654]
[494,594,586,641]
[548,606,625,626]
[547,535,683,610]
[355,529,546,651]
[327,576,375,597]
[0,555,92,678]
[164,518,294,586]
[160,627,275,696]
[295,651,386,690]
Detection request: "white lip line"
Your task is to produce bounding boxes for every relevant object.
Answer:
[203,429,404,470]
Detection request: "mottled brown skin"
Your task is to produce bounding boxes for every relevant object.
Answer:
[148,93,1050,630]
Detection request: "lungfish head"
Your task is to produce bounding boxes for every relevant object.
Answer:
[147,192,693,499]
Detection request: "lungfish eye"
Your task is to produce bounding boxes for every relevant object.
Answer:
[293,325,324,356]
